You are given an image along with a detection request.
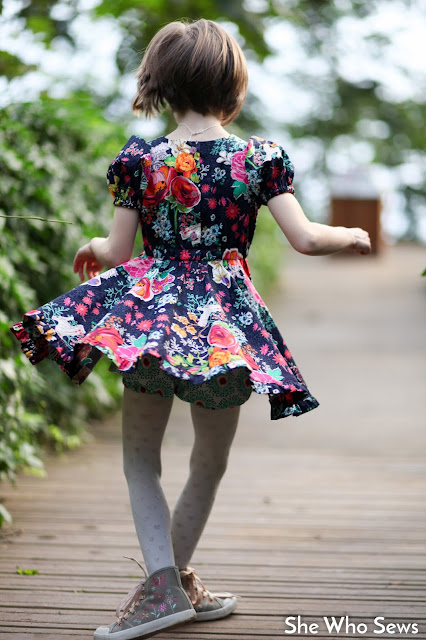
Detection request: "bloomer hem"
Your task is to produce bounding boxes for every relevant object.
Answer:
[11,316,319,420]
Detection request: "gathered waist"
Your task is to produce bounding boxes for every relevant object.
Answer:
[141,248,251,277]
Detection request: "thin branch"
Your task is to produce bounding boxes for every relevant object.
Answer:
[0,215,73,225]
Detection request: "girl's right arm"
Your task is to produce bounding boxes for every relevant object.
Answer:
[267,193,371,256]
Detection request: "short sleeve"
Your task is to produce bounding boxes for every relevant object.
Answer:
[248,136,295,207]
[106,136,151,210]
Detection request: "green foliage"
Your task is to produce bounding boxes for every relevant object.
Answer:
[0,94,127,524]
[16,566,39,575]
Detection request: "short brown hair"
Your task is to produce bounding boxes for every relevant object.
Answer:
[132,19,248,125]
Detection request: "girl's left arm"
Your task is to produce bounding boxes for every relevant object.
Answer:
[73,207,140,282]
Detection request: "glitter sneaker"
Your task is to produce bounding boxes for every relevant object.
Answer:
[179,566,238,622]
[94,559,196,640]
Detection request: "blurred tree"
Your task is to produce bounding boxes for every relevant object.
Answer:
[2,0,424,238]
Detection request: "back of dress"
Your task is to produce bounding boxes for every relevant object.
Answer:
[11,133,319,420]
[106,134,294,262]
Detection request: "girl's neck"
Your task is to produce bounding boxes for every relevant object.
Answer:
[167,110,229,142]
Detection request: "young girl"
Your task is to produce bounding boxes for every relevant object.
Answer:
[10,18,371,640]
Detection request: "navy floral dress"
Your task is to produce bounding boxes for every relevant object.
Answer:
[11,134,319,419]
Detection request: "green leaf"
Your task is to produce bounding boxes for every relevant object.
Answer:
[16,566,39,575]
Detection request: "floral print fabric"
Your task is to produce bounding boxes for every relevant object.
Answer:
[11,134,319,419]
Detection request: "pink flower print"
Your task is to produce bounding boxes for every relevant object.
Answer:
[205,283,212,291]
[231,149,249,184]
[261,344,269,355]
[253,323,259,331]
[156,314,169,321]
[284,349,291,358]
[114,344,144,370]
[64,297,71,306]
[135,312,143,319]
[82,296,92,305]
[250,370,285,385]
[201,184,210,193]
[208,198,217,209]
[92,308,100,315]
[137,319,153,331]
[87,290,94,296]
[273,352,286,365]
[124,299,134,307]
[123,256,155,279]
[208,323,240,355]
[261,329,270,338]
[75,303,88,318]
[158,603,166,612]
[125,312,132,324]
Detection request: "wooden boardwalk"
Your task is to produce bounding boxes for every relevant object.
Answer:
[1,245,425,639]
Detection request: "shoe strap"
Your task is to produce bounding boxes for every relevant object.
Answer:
[116,557,148,623]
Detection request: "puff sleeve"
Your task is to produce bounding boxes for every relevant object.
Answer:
[106,136,151,210]
[248,136,295,207]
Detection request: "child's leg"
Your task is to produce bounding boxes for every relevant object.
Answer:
[171,403,240,569]
[122,386,175,575]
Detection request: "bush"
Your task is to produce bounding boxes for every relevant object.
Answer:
[0,94,127,522]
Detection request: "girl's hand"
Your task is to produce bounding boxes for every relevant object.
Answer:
[73,243,104,282]
[348,227,372,255]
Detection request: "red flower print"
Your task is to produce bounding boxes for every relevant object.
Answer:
[220,197,227,206]
[207,198,217,209]
[64,297,71,306]
[231,223,238,233]
[180,249,191,260]
[93,308,100,315]
[226,203,240,220]
[125,313,132,324]
[208,323,239,354]
[83,326,124,352]
[170,176,201,209]
[261,344,269,355]
[137,319,153,331]
[201,184,210,193]
[284,349,291,358]
[272,165,280,179]
[261,329,270,338]
[253,323,259,331]
[82,296,92,305]
[144,166,176,207]
[75,303,88,318]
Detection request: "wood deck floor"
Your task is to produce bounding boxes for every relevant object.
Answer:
[1,245,425,639]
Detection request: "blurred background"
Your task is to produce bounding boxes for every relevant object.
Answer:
[0,0,425,526]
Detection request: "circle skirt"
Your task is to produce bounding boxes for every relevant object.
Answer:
[10,253,319,420]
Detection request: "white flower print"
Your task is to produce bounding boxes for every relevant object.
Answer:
[151,142,171,170]
[263,143,282,162]
[216,150,233,165]
[168,139,191,157]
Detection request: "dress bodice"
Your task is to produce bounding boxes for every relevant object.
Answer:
[106,134,295,261]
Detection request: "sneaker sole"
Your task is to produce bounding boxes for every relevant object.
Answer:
[194,596,238,622]
[93,608,196,640]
